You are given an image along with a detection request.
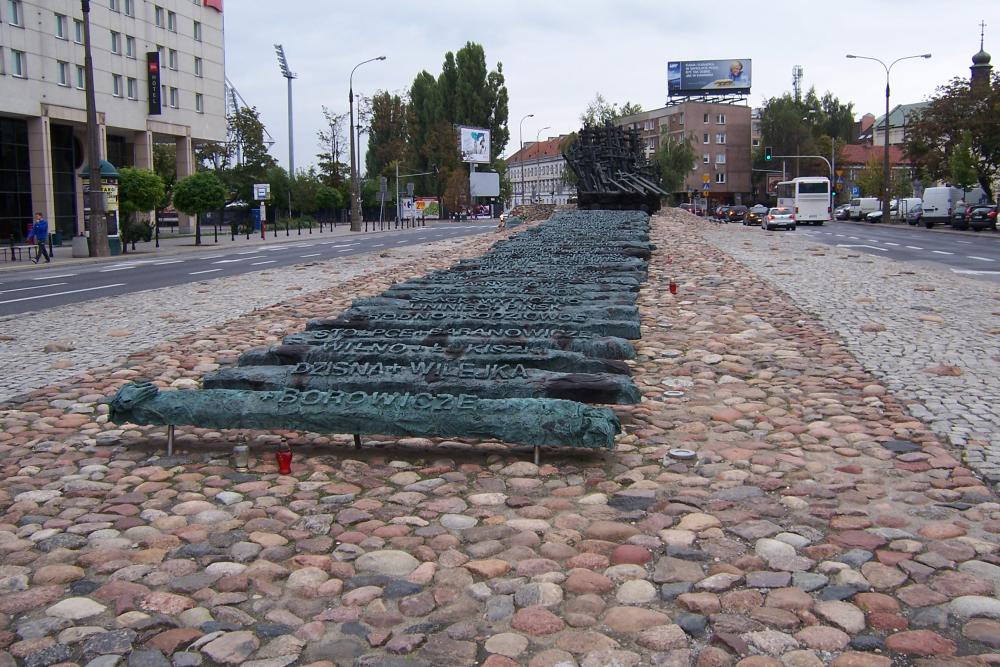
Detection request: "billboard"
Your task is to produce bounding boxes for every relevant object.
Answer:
[415,197,440,219]
[146,52,161,115]
[459,126,491,163]
[668,59,752,95]
[470,171,500,197]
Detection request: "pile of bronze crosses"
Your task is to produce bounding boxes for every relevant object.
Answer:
[108,209,654,461]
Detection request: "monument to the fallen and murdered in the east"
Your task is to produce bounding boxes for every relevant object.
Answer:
[109,124,665,456]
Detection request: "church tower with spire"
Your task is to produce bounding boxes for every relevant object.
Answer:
[971,21,992,91]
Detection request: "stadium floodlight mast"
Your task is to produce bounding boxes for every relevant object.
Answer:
[349,56,387,232]
[845,53,931,224]
[274,44,297,179]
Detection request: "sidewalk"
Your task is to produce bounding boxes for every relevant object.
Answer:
[0,218,485,273]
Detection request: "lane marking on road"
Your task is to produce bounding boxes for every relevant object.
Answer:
[968,256,996,262]
[951,269,1000,275]
[836,244,888,251]
[31,274,76,280]
[213,256,266,264]
[373,244,384,248]
[153,260,185,266]
[300,253,321,258]
[835,234,845,238]
[884,242,900,246]
[0,282,68,294]
[199,254,226,259]
[0,283,126,305]
[905,245,923,250]
[931,250,954,255]
[189,269,222,275]
[99,266,138,272]
[956,241,973,244]
[251,260,276,266]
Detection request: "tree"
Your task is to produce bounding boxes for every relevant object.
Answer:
[172,172,226,245]
[855,156,912,199]
[152,143,176,210]
[365,91,408,180]
[905,72,1000,200]
[579,93,642,126]
[316,106,350,187]
[315,185,343,216]
[117,167,164,252]
[949,131,979,195]
[656,135,697,193]
[290,168,323,216]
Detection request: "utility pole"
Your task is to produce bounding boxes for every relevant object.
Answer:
[81,0,108,256]
[349,56,386,232]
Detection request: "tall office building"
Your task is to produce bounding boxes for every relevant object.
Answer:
[0,0,226,242]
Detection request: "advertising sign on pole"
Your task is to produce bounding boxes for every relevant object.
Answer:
[146,52,162,115]
[458,126,491,163]
[668,59,752,95]
[253,183,271,201]
[414,197,440,219]
[470,171,500,197]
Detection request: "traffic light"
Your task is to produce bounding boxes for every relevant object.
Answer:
[764,147,772,161]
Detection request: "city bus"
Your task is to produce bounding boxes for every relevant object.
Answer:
[775,177,831,225]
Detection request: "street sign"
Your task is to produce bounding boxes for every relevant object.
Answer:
[702,174,710,183]
[702,182,710,191]
[836,169,844,177]
[378,176,387,194]
[406,182,414,197]
[836,176,844,185]
[253,183,271,201]
[851,185,860,197]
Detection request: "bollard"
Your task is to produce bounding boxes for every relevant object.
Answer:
[155,223,160,248]
[297,219,301,235]
[214,223,218,243]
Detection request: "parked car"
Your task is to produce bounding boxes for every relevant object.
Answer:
[967,204,998,231]
[834,204,850,220]
[763,207,796,231]
[897,197,923,225]
[726,205,748,223]
[715,205,731,222]
[951,202,971,229]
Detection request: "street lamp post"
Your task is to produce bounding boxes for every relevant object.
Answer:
[846,53,931,223]
[517,114,534,207]
[534,126,550,203]
[349,56,386,232]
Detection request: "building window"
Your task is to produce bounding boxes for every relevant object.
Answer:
[702,133,709,144]
[57,60,70,86]
[168,49,177,70]
[702,154,710,164]
[8,0,23,26]
[11,49,26,77]
[193,20,202,41]
[716,153,726,164]
[74,19,83,43]
[126,35,135,58]
[715,172,727,184]
[167,10,176,31]
[76,65,85,89]
[55,13,67,39]
[195,93,203,113]
[752,138,760,147]
[112,74,123,96]
[124,0,134,16]
[703,113,709,124]
[0,48,4,75]
[644,120,654,131]
[156,44,164,61]
[715,133,727,144]
[716,114,726,124]
[109,0,119,11]
[154,5,164,27]
[194,56,203,77]
[127,77,137,99]
[111,31,121,54]
[169,86,178,108]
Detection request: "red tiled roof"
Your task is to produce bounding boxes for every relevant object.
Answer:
[840,143,911,166]
[508,136,567,164]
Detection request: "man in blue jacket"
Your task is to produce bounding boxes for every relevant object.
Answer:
[28,213,51,264]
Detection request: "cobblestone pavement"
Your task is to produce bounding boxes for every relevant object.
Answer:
[701,219,1000,490]
[0,235,481,405]
[0,211,997,667]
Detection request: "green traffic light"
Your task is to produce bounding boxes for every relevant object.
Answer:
[764,147,772,161]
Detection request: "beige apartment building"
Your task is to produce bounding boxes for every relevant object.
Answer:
[619,102,752,205]
[0,0,226,245]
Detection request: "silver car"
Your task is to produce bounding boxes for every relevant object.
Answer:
[763,207,796,231]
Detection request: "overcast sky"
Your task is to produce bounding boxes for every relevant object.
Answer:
[222,0,994,172]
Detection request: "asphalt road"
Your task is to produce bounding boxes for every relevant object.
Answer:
[775,220,1000,283]
[0,222,497,317]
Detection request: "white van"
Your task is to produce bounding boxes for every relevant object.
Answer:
[849,197,880,221]
[921,186,964,228]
